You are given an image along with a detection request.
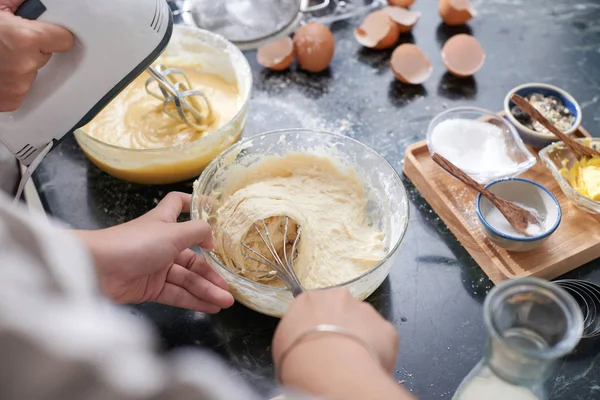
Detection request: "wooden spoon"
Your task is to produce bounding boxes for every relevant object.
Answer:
[511,94,600,159]
[431,153,541,237]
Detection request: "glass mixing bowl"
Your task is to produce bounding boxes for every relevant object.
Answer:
[74,25,252,185]
[191,129,409,317]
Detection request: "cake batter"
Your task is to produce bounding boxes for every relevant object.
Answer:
[212,153,386,290]
[84,66,241,149]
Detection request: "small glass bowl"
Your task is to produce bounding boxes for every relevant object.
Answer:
[191,129,410,317]
[539,138,600,214]
[427,107,537,184]
[74,25,253,185]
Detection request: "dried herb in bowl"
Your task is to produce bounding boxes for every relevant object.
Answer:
[511,93,576,135]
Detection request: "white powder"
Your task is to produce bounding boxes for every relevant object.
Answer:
[431,119,518,174]
[484,202,545,238]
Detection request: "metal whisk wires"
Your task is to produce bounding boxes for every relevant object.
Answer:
[145,65,213,130]
[241,217,304,297]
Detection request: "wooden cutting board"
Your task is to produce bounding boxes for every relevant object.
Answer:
[403,122,600,284]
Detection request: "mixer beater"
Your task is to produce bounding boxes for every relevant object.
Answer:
[241,217,304,297]
[145,65,214,130]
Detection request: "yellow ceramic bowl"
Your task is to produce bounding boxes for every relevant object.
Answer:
[74,25,252,185]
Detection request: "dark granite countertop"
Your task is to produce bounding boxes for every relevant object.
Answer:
[32,0,600,398]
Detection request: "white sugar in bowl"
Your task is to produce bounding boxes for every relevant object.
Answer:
[427,107,536,184]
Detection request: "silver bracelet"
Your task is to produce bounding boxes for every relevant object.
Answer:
[275,324,380,383]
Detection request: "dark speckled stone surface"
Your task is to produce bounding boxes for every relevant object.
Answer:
[32,0,600,398]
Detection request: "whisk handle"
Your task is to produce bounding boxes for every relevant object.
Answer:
[290,285,304,298]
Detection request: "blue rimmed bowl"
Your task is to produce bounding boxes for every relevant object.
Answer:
[504,83,582,149]
[476,178,562,252]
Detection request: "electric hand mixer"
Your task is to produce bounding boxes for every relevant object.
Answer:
[0,0,211,201]
[0,0,304,291]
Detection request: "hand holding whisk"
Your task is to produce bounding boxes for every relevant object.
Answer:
[241,217,304,297]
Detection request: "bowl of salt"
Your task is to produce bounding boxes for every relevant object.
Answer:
[476,178,562,252]
[427,107,536,184]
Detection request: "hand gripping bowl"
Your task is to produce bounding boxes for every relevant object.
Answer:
[191,129,409,317]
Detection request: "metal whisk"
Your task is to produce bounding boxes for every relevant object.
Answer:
[241,217,304,297]
[145,65,213,130]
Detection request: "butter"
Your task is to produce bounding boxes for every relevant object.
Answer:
[561,156,600,200]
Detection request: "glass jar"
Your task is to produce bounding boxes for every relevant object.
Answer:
[453,277,583,400]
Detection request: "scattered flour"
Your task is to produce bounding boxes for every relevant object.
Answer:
[246,92,356,136]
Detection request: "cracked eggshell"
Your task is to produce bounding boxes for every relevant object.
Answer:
[293,23,335,73]
[382,6,421,33]
[442,34,485,77]
[354,10,400,50]
[257,37,294,71]
[390,44,432,85]
[388,0,415,7]
[439,0,475,25]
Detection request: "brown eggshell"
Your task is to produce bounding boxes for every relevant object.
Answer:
[293,23,335,73]
[390,44,432,84]
[441,33,485,77]
[382,6,421,33]
[257,37,294,71]
[439,0,475,26]
[388,0,415,7]
[354,10,400,50]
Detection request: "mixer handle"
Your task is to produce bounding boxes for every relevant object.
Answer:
[14,0,47,20]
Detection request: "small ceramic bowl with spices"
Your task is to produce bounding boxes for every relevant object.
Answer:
[427,107,537,184]
[476,178,562,252]
[504,83,582,149]
[539,138,600,214]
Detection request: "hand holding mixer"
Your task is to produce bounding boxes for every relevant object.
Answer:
[0,0,305,292]
[0,0,212,201]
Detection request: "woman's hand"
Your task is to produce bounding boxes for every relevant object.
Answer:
[273,288,415,400]
[77,192,234,314]
[274,287,399,372]
[0,0,74,111]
